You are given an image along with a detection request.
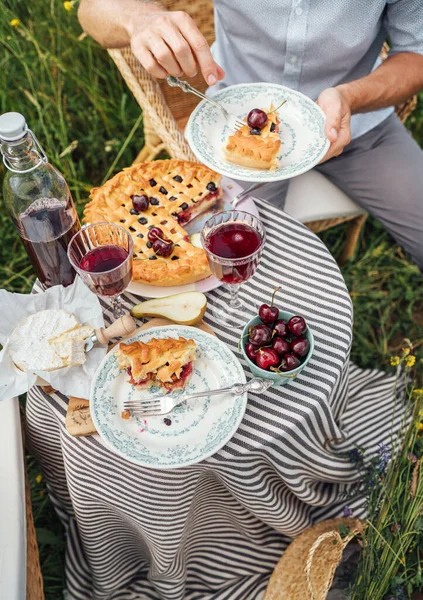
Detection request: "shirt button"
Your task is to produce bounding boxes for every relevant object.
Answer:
[291,55,298,64]
[295,7,303,15]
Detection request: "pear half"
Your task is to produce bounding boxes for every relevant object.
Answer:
[130,291,207,325]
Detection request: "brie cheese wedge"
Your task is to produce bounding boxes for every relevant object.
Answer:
[9,309,92,372]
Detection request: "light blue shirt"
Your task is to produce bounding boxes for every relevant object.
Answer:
[210,0,423,139]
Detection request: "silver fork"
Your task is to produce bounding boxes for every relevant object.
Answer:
[231,182,267,208]
[123,378,273,417]
[166,76,245,131]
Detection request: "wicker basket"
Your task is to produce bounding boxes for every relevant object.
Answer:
[264,518,364,600]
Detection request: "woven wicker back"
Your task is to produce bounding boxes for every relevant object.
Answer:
[157,0,215,125]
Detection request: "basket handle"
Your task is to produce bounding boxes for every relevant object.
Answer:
[305,530,355,600]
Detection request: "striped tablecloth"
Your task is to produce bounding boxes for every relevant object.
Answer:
[26,199,400,600]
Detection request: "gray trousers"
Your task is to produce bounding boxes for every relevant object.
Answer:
[256,113,423,268]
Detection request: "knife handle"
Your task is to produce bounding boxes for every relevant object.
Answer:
[95,315,136,345]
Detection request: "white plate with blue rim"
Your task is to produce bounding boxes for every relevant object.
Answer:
[186,82,330,183]
[90,325,247,469]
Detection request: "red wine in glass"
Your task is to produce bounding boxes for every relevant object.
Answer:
[204,222,262,283]
[79,245,131,296]
[14,197,80,288]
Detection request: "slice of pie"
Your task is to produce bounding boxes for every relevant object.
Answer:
[115,336,197,392]
[83,159,223,287]
[224,106,281,170]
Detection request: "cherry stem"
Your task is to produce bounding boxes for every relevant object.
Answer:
[269,99,287,114]
[155,234,172,245]
[269,366,297,378]
[237,332,251,352]
[270,286,281,307]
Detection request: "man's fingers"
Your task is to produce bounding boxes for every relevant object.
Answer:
[132,44,168,79]
[147,37,184,77]
[164,26,198,78]
[177,13,222,85]
[317,91,342,141]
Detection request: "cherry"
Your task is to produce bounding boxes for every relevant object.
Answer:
[290,337,310,358]
[288,316,307,337]
[273,319,288,337]
[259,304,279,324]
[279,353,301,372]
[259,286,280,324]
[153,238,173,257]
[256,348,279,370]
[272,336,290,356]
[247,108,268,130]
[148,226,163,243]
[249,323,272,346]
[245,342,259,362]
[132,194,149,212]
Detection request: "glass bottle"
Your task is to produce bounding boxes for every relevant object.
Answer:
[0,112,81,288]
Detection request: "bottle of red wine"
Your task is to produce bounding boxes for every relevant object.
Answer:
[0,112,81,288]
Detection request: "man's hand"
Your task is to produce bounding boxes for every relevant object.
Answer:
[317,87,352,162]
[128,10,224,85]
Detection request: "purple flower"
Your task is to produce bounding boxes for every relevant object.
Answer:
[376,443,391,474]
[407,453,418,463]
[343,506,353,517]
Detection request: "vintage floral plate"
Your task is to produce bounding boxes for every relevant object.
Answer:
[186,82,330,183]
[90,325,247,469]
[127,176,259,298]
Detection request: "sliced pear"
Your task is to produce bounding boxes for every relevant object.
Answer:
[130,291,207,325]
[190,232,202,248]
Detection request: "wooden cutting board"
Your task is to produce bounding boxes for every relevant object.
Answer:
[65,318,215,437]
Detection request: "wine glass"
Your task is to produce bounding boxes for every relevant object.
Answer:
[201,210,265,327]
[68,222,133,318]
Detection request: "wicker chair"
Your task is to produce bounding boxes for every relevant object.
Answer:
[107,0,417,264]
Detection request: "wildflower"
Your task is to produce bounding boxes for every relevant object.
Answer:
[6,35,11,40]
[405,355,416,368]
[35,474,42,484]
[376,442,391,474]
[349,447,363,466]
[414,389,423,396]
[343,506,353,517]
[390,522,402,534]
[390,356,400,366]
[415,422,423,431]
[407,453,418,463]
[401,346,411,356]
[104,144,112,153]
[63,1,73,10]
[9,18,20,27]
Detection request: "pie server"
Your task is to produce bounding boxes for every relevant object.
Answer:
[84,314,137,352]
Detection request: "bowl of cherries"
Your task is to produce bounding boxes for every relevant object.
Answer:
[240,291,314,386]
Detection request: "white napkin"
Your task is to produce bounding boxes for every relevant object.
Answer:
[0,277,106,401]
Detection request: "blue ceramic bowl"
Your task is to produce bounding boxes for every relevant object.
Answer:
[240,310,314,386]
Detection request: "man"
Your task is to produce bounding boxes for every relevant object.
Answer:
[78,0,423,268]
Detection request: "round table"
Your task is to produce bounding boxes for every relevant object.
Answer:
[26,199,399,600]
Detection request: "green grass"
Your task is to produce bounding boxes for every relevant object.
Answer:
[1,2,423,597]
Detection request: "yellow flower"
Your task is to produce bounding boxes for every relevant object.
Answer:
[415,422,423,431]
[35,474,42,484]
[414,389,423,396]
[6,35,11,40]
[9,18,20,27]
[402,347,411,356]
[405,355,416,368]
[63,1,73,10]
[390,356,400,367]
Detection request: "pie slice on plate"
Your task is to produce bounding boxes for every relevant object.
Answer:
[83,159,223,287]
[224,105,281,170]
[115,336,197,392]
